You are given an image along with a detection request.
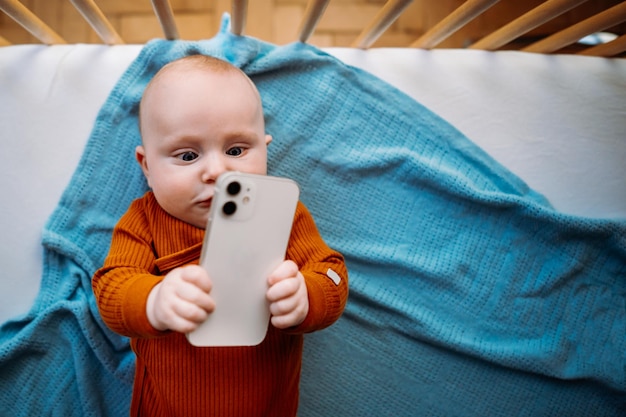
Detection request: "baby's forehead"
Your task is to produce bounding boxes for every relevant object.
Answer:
[139,59,263,119]
[147,61,252,96]
[154,62,231,84]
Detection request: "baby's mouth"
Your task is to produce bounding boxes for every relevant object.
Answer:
[198,197,212,208]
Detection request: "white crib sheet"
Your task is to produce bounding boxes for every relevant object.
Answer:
[0,44,624,323]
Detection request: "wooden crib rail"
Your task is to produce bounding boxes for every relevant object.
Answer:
[298,0,331,43]
[351,0,413,49]
[411,0,501,49]
[579,32,626,55]
[151,0,179,40]
[70,0,123,44]
[230,0,247,36]
[0,0,66,44]
[469,0,589,50]
[0,0,624,57]
[523,1,626,53]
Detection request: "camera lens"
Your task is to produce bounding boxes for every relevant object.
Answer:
[222,201,237,215]
[227,181,241,196]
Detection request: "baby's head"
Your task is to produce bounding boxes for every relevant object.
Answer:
[136,55,272,228]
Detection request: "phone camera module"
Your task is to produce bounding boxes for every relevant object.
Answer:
[227,181,241,196]
[222,201,237,216]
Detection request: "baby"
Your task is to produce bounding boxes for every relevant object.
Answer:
[92,54,348,417]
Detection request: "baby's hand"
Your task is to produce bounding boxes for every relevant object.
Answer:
[266,260,309,329]
[146,265,215,333]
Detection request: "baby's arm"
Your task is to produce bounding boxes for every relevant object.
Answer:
[146,265,215,333]
[93,196,213,338]
[273,202,349,333]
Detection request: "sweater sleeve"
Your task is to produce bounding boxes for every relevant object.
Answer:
[92,198,164,339]
[284,202,349,334]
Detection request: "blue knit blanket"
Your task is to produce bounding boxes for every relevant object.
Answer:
[1,17,624,416]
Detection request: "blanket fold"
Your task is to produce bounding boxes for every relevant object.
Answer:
[1,14,624,417]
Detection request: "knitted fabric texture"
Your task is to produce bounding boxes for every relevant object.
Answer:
[92,193,346,416]
[1,15,625,417]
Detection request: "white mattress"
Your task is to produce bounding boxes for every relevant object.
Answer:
[1,44,625,324]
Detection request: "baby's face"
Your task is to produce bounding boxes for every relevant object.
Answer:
[137,67,271,229]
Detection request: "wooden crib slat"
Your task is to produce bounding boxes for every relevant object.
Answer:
[523,2,626,53]
[151,0,180,40]
[70,0,124,45]
[0,34,10,46]
[0,0,66,44]
[351,0,414,49]
[231,0,248,35]
[578,33,626,56]
[469,0,588,50]
[298,0,331,42]
[411,0,501,49]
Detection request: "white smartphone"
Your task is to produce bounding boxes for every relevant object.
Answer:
[186,172,300,347]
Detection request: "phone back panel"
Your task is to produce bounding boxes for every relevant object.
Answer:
[187,172,300,347]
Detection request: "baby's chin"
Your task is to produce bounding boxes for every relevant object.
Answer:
[192,213,211,230]
[173,209,210,230]
[186,219,209,230]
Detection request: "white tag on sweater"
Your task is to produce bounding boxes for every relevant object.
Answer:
[326,268,342,286]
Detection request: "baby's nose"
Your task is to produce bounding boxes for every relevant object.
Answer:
[202,155,227,183]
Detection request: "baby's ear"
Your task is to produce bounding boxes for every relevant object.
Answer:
[265,134,273,146]
[135,145,150,180]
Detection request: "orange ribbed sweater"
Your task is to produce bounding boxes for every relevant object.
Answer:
[92,192,348,417]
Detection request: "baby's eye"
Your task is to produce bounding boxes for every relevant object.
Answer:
[177,151,199,162]
[226,147,244,157]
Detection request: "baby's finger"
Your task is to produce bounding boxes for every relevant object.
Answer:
[175,282,215,313]
[270,313,295,330]
[266,277,299,302]
[270,308,306,330]
[267,260,299,286]
[172,299,211,324]
[167,312,205,334]
[269,296,297,317]
[180,265,213,292]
